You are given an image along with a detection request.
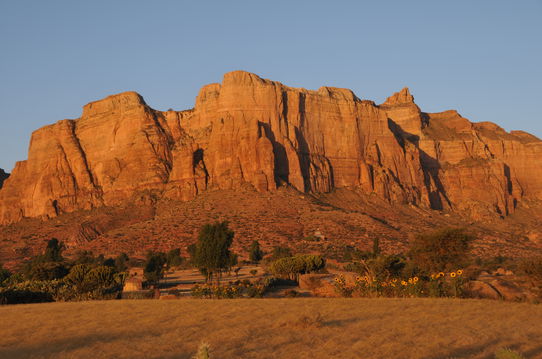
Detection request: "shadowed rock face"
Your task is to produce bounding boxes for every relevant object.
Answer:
[0,169,8,189]
[1,71,541,224]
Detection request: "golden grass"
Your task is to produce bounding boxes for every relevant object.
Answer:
[1,298,541,359]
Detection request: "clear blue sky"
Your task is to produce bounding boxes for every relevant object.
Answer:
[1,0,541,172]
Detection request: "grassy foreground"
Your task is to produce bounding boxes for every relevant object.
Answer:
[1,298,541,359]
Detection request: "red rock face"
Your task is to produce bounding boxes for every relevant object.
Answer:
[1,71,541,224]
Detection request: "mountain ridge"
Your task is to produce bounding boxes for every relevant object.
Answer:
[1,71,541,225]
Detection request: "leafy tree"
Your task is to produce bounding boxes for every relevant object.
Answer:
[115,253,130,272]
[23,238,68,280]
[26,262,68,281]
[270,246,292,261]
[166,248,183,268]
[0,263,11,284]
[227,253,238,274]
[192,221,235,284]
[269,255,326,281]
[372,238,381,258]
[144,252,167,286]
[43,238,64,262]
[408,227,474,273]
[249,240,264,263]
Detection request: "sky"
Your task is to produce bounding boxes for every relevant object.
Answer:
[1,0,541,172]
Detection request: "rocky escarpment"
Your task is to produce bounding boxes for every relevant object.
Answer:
[0,169,9,189]
[1,71,541,224]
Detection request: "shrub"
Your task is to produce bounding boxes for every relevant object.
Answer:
[25,261,69,281]
[0,263,11,285]
[192,222,235,284]
[517,257,542,297]
[193,342,211,359]
[249,240,264,263]
[270,246,292,261]
[144,252,167,286]
[494,348,525,359]
[408,227,473,273]
[269,255,325,281]
[166,248,183,268]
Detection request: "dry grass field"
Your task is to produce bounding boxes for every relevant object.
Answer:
[1,298,541,359]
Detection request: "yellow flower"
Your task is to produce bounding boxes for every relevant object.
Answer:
[392,279,398,283]
[438,272,445,278]
[413,277,419,283]
[430,274,435,279]
[401,281,407,286]
[450,272,457,278]
[457,270,463,276]
[408,278,413,284]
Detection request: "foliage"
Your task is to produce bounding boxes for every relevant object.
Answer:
[517,257,542,297]
[25,261,69,281]
[270,246,292,261]
[269,255,326,281]
[166,248,183,268]
[114,253,130,272]
[61,264,126,301]
[192,221,235,283]
[191,278,271,299]
[43,238,64,262]
[333,269,466,298]
[249,240,264,263]
[0,263,12,285]
[494,348,525,359]
[144,252,167,286]
[408,227,474,273]
[193,342,211,359]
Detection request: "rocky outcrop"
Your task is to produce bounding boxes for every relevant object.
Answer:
[1,71,541,224]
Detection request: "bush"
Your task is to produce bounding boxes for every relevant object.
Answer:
[25,261,69,281]
[249,240,264,263]
[494,348,525,359]
[270,246,292,261]
[0,263,11,285]
[517,257,542,297]
[269,255,325,281]
[166,248,183,268]
[144,252,167,286]
[192,222,235,284]
[408,227,473,273]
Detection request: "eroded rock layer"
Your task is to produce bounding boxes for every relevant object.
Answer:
[1,71,541,224]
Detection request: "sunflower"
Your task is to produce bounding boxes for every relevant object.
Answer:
[457,269,463,275]
[401,281,407,286]
[438,272,445,278]
[413,277,419,283]
[450,272,457,278]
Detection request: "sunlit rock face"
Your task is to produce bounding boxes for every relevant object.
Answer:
[1,71,541,224]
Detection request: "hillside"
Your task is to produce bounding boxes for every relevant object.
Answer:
[1,71,541,265]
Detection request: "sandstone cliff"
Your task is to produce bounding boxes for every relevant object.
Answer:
[1,71,541,224]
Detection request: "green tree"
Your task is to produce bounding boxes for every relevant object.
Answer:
[115,253,130,272]
[408,227,473,273]
[166,248,183,268]
[270,246,292,261]
[144,252,167,286]
[269,255,326,281]
[193,221,235,284]
[43,238,64,262]
[0,263,11,285]
[249,240,264,263]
